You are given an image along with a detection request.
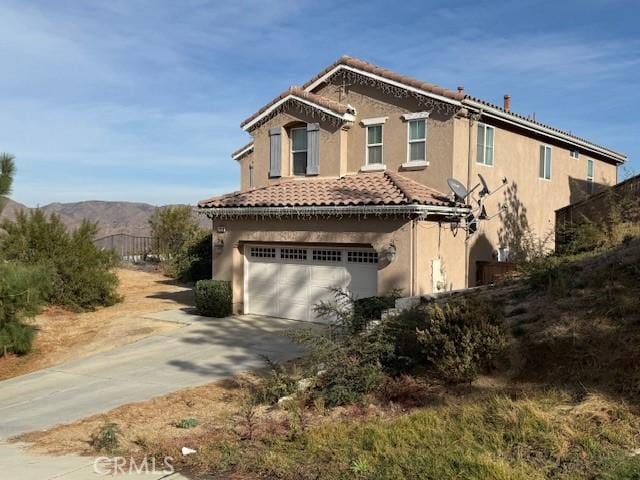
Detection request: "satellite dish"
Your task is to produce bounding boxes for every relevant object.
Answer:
[478,174,490,196]
[447,178,468,202]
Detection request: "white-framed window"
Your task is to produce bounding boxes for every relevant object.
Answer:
[539,145,552,180]
[312,249,342,262]
[290,127,308,176]
[407,119,426,163]
[477,123,494,166]
[347,251,379,264]
[587,158,594,182]
[570,149,580,159]
[248,162,254,188]
[366,124,383,165]
[250,247,276,258]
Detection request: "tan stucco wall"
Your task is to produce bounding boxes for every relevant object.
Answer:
[211,217,419,313]
[237,150,254,191]
[451,115,618,284]
[316,83,456,193]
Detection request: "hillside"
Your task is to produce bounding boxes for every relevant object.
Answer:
[0,198,30,223]
[0,200,209,238]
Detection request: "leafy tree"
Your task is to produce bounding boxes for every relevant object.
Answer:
[0,152,16,214]
[0,210,120,310]
[149,205,199,258]
[168,230,212,282]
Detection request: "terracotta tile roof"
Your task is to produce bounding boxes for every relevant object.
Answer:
[231,141,254,160]
[463,96,626,160]
[240,86,354,129]
[198,172,454,209]
[302,55,465,101]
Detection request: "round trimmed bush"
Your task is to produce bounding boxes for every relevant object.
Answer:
[195,280,232,317]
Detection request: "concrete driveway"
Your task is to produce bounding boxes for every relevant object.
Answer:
[0,310,308,479]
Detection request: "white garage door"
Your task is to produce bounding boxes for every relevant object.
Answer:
[245,244,379,322]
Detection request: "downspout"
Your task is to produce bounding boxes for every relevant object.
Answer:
[464,116,472,288]
[410,219,417,296]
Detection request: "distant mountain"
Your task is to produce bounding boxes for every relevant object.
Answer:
[0,199,209,238]
[0,198,30,223]
[41,201,157,238]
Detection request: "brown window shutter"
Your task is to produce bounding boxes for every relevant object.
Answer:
[306,123,320,175]
[269,127,281,178]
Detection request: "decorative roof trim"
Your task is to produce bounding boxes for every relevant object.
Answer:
[197,203,470,220]
[464,99,626,164]
[231,142,254,161]
[242,93,356,132]
[305,64,463,107]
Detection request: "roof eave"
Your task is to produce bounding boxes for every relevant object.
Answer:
[304,64,464,107]
[241,95,355,132]
[231,144,254,161]
[463,99,626,164]
[197,203,470,220]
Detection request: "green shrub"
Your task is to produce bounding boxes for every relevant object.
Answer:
[149,205,199,258]
[0,262,51,356]
[0,210,120,310]
[175,418,199,429]
[415,297,506,383]
[0,262,51,325]
[167,231,212,282]
[288,327,389,407]
[0,321,36,355]
[91,422,122,454]
[314,288,401,334]
[252,358,299,405]
[194,280,232,317]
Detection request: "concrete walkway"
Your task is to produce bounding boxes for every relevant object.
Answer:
[0,310,308,478]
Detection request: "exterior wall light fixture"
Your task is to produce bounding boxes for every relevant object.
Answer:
[384,241,397,263]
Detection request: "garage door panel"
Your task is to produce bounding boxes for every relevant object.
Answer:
[247,263,279,292]
[279,302,310,322]
[307,285,338,306]
[246,245,378,322]
[278,264,309,285]
[308,265,345,285]
[249,294,279,317]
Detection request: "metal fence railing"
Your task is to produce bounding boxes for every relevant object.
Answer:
[93,234,159,261]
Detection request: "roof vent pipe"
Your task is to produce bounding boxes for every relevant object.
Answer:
[503,94,511,112]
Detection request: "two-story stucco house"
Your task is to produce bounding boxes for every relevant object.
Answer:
[198,56,626,321]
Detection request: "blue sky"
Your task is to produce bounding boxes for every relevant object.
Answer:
[1,0,638,206]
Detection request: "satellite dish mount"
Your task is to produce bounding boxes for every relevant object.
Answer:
[446,174,508,234]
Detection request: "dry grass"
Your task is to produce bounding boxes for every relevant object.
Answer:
[0,267,192,380]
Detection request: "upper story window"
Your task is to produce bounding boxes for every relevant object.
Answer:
[290,127,308,175]
[407,120,426,163]
[570,149,580,159]
[587,158,595,193]
[366,125,383,165]
[477,123,494,166]
[248,162,254,188]
[539,145,552,180]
